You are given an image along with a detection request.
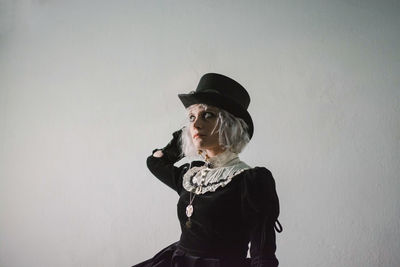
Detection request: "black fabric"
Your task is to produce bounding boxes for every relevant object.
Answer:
[134,153,280,267]
[133,242,251,267]
[159,129,184,163]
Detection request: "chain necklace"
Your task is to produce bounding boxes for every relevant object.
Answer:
[185,165,211,228]
[185,152,211,228]
[185,191,195,228]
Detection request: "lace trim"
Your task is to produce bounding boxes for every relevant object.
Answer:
[182,161,251,194]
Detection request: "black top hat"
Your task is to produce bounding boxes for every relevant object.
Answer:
[178,73,254,139]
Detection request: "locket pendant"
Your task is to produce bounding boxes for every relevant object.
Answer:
[186,204,193,217]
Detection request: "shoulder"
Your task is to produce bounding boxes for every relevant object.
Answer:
[241,166,280,218]
[244,166,273,176]
[241,166,276,187]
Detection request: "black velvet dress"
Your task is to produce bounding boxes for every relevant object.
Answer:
[133,152,281,267]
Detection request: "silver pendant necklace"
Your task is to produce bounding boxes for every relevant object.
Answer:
[185,162,211,228]
[185,192,195,228]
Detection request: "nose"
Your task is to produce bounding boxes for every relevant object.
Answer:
[192,116,203,129]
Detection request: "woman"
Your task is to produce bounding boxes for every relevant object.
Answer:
[133,73,282,267]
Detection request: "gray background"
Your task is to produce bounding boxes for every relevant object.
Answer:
[1,0,399,266]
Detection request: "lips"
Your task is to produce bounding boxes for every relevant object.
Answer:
[193,133,205,139]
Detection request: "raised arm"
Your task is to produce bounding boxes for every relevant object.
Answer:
[146,129,187,194]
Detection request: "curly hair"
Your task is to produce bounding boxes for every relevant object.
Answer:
[181,104,250,157]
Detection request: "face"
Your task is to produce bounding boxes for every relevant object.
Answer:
[188,104,225,157]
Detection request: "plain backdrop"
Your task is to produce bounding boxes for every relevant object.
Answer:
[0,0,399,266]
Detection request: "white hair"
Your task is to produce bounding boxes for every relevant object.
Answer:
[181,104,250,157]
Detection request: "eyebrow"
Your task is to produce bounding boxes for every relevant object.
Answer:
[188,109,218,115]
[188,104,220,112]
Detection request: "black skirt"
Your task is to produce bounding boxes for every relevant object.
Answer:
[132,242,251,267]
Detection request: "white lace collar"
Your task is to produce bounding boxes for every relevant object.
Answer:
[182,151,250,194]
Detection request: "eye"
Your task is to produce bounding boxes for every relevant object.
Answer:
[203,112,215,119]
[189,115,196,122]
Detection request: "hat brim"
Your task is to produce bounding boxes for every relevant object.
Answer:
[178,92,254,139]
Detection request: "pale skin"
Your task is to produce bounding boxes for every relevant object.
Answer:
[153,104,225,158]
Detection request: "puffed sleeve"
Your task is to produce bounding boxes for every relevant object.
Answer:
[241,167,281,267]
[146,150,189,195]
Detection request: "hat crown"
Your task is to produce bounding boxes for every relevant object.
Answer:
[195,73,250,110]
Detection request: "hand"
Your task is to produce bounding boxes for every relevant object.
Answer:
[157,128,184,163]
[152,150,164,158]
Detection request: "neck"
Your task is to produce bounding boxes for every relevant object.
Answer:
[202,150,240,168]
[204,147,226,158]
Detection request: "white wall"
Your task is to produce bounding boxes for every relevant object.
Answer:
[0,0,399,266]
